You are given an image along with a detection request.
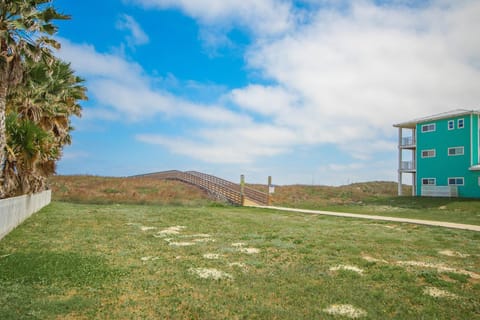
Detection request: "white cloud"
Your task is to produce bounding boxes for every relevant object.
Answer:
[129,0,295,36]
[59,0,480,172]
[136,123,297,164]
[58,39,147,89]
[116,14,150,47]
[242,0,480,149]
[57,38,248,124]
[229,85,299,116]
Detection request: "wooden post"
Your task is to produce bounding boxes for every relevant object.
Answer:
[267,176,272,206]
[240,174,245,206]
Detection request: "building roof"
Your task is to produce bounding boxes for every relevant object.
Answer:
[393,109,480,129]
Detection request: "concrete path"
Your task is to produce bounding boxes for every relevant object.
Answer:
[255,206,480,232]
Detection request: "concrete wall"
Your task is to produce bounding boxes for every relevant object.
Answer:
[0,190,51,241]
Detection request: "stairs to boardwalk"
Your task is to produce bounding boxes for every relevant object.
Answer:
[132,170,269,206]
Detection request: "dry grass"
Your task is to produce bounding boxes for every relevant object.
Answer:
[50,175,404,207]
[49,175,212,205]
[268,181,408,207]
[49,175,480,225]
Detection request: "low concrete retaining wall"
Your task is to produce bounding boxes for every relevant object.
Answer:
[0,190,51,241]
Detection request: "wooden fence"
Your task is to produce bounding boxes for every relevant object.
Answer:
[132,170,268,206]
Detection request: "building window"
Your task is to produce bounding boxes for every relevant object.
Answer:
[421,123,436,132]
[448,146,464,156]
[458,118,464,129]
[448,120,454,130]
[421,149,436,158]
[448,177,464,186]
[422,178,436,185]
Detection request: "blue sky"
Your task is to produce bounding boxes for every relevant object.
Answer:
[53,0,480,185]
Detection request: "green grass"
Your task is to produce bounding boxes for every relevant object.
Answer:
[274,196,480,226]
[1,202,479,319]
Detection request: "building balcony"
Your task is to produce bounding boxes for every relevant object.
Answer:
[400,161,416,171]
[400,136,416,148]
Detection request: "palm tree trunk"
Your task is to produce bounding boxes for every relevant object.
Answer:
[0,81,7,198]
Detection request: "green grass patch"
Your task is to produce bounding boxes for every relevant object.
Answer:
[281,196,480,226]
[0,202,479,319]
[135,186,159,195]
[102,188,122,194]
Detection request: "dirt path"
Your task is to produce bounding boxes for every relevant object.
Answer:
[254,206,480,232]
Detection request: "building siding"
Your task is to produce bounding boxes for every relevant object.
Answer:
[416,115,480,198]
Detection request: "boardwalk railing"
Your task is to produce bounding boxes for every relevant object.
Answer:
[131,171,268,206]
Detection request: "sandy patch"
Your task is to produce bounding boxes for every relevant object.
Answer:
[438,250,470,258]
[384,225,401,230]
[189,268,233,280]
[330,265,364,275]
[169,242,195,247]
[323,304,367,318]
[231,242,247,247]
[155,226,186,236]
[193,238,216,243]
[180,234,211,238]
[141,256,160,261]
[0,254,12,259]
[237,247,261,254]
[203,253,223,260]
[375,205,400,212]
[423,287,458,299]
[140,226,156,231]
[361,255,388,263]
[397,261,480,279]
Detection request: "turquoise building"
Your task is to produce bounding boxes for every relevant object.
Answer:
[394,110,480,198]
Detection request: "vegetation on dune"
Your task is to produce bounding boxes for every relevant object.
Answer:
[50,175,480,225]
[269,181,409,207]
[49,175,213,206]
[50,176,404,207]
[0,0,86,198]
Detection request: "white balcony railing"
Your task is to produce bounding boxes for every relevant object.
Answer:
[401,136,415,146]
[400,161,415,170]
[421,186,458,197]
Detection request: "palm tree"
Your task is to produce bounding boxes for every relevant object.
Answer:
[5,112,51,195]
[5,58,86,196]
[0,0,68,198]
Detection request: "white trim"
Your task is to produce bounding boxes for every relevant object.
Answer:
[471,114,473,166]
[448,177,464,186]
[421,149,436,158]
[448,146,464,156]
[421,178,436,185]
[394,109,480,128]
[421,123,436,133]
[448,120,455,130]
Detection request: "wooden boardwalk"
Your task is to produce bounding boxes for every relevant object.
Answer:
[132,170,268,206]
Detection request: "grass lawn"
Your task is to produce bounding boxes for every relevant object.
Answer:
[273,194,480,226]
[1,202,479,319]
